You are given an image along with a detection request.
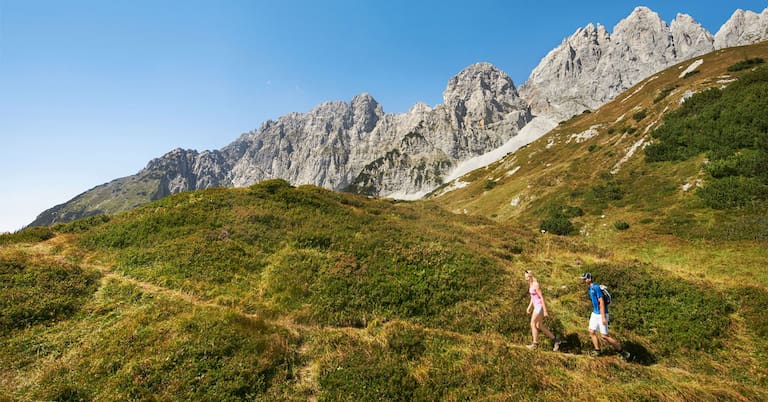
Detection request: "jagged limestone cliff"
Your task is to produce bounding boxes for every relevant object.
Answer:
[31,63,531,225]
[519,6,768,121]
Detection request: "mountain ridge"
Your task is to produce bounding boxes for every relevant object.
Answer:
[518,6,768,120]
[29,6,768,228]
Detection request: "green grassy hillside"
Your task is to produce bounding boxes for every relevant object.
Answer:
[2,43,768,401]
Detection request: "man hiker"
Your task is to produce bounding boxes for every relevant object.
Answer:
[580,272,630,360]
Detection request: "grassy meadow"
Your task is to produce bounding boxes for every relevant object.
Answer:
[2,43,768,400]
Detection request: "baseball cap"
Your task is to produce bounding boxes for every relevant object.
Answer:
[580,272,592,280]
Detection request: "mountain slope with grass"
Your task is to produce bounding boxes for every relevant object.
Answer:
[432,42,768,241]
[2,44,768,401]
[2,181,767,399]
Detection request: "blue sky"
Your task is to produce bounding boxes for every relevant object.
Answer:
[1,1,766,233]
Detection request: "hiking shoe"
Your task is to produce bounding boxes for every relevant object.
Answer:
[552,338,562,352]
[589,349,602,357]
[525,343,538,350]
[619,350,631,361]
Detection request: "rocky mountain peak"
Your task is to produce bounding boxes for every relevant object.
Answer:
[442,62,525,129]
[350,92,383,133]
[714,8,768,49]
[520,6,768,121]
[443,63,516,103]
[670,13,714,59]
[612,6,675,64]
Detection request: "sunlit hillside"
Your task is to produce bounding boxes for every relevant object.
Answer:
[2,42,768,401]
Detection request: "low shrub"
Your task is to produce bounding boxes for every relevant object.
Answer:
[614,221,630,230]
[697,176,768,209]
[592,182,625,201]
[727,57,764,72]
[53,215,111,234]
[386,323,427,360]
[540,215,574,235]
[0,226,55,245]
[0,256,100,333]
[705,150,767,179]
[737,287,768,337]
[587,262,733,356]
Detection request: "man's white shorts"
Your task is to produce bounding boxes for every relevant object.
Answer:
[589,312,609,335]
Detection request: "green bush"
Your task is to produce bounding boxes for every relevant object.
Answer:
[697,176,768,209]
[614,221,630,230]
[727,57,764,72]
[592,182,625,201]
[547,204,583,219]
[562,205,584,218]
[53,215,111,234]
[539,215,574,235]
[248,178,294,197]
[633,110,648,122]
[737,287,768,337]
[386,323,426,360]
[0,226,55,245]
[705,150,768,179]
[484,180,497,190]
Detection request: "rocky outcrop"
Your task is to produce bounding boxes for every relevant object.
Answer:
[519,6,768,121]
[671,13,715,59]
[146,148,232,199]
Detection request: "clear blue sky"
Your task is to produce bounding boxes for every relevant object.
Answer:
[1,1,766,233]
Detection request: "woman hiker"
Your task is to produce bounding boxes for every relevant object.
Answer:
[525,270,562,351]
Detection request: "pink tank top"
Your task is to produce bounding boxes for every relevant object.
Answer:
[530,284,543,307]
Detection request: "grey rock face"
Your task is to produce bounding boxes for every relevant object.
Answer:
[671,13,715,59]
[519,6,768,121]
[146,148,232,199]
[714,8,768,49]
[230,63,531,196]
[31,63,531,225]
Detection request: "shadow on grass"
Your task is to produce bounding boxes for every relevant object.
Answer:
[555,334,656,366]
[558,333,585,355]
[623,341,656,366]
